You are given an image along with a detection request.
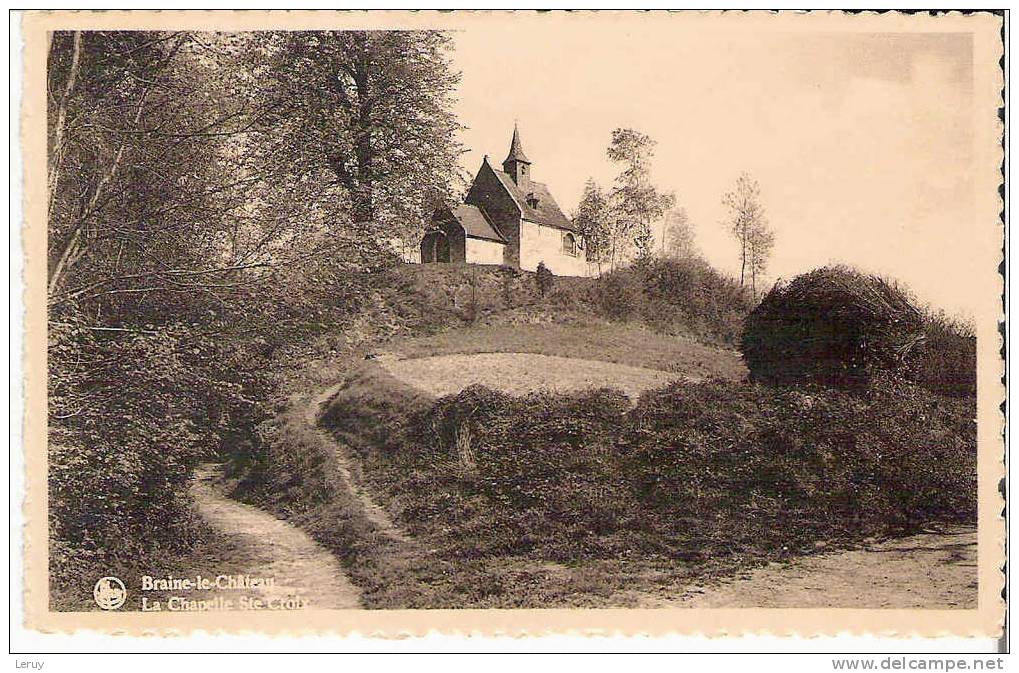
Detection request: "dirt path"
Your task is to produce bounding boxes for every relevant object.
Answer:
[306,384,411,542]
[380,352,693,400]
[191,464,361,609]
[670,527,977,609]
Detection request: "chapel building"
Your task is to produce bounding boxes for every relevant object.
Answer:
[421,125,590,276]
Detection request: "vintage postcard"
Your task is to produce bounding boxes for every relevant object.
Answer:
[19,9,1005,639]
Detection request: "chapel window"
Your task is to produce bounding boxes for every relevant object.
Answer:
[563,232,577,257]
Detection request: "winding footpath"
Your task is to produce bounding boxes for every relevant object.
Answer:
[184,380,412,612]
[190,464,362,609]
[306,382,411,542]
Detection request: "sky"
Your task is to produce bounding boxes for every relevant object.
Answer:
[450,20,978,315]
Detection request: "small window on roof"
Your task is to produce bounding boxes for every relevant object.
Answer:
[526,192,540,208]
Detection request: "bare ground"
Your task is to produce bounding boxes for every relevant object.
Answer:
[379,352,692,399]
[666,527,978,609]
[391,322,748,381]
[191,464,362,609]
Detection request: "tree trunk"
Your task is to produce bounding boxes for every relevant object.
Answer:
[47,31,82,222]
[351,39,374,224]
[49,87,151,296]
[739,235,747,287]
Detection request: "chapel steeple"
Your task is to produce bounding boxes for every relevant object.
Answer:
[502,122,531,185]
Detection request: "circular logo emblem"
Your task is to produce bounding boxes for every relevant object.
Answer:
[93,576,127,610]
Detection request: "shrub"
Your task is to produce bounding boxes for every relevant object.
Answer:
[418,385,637,559]
[535,262,555,297]
[590,268,646,322]
[48,321,213,604]
[906,309,977,397]
[580,257,751,345]
[319,361,435,459]
[741,266,924,387]
[637,256,751,343]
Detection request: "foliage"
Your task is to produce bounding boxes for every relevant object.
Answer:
[905,309,977,397]
[578,256,753,346]
[572,179,612,268]
[626,377,976,549]
[535,261,555,296]
[49,319,205,597]
[248,31,467,253]
[322,369,975,567]
[722,172,774,296]
[605,129,675,263]
[741,265,925,387]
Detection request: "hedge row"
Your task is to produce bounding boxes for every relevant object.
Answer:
[323,365,976,564]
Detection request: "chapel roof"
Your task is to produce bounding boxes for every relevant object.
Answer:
[489,167,577,232]
[445,203,507,243]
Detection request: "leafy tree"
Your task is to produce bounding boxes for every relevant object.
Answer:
[45,29,454,602]
[46,31,307,310]
[722,171,773,295]
[250,31,466,254]
[748,221,775,299]
[664,207,699,260]
[572,178,611,273]
[606,128,674,264]
[46,30,279,599]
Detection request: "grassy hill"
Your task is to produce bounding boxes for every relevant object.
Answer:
[230,258,975,608]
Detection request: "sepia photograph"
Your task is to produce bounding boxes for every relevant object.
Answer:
[16,9,1005,643]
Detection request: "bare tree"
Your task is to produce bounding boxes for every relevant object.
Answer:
[722,172,773,291]
[664,206,699,259]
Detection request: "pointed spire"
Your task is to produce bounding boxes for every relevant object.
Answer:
[504,122,530,164]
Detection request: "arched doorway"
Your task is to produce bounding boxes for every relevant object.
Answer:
[435,232,450,262]
[421,230,451,263]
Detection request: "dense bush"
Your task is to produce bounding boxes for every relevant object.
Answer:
[590,269,645,322]
[323,367,976,565]
[741,266,925,387]
[407,385,637,560]
[48,319,235,602]
[628,377,976,554]
[48,292,283,607]
[906,310,977,397]
[578,257,752,345]
[339,263,557,334]
[321,362,435,456]
[318,257,751,351]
